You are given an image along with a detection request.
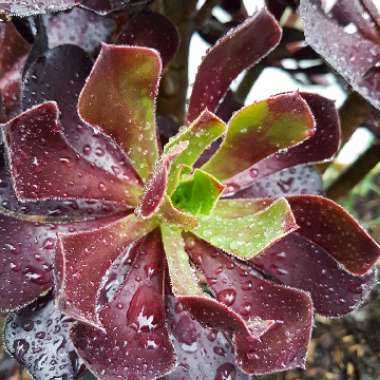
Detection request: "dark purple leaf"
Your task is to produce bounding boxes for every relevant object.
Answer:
[252,232,377,317]
[56,213,156,327]
[233,165,324,198]
[286,195,380,276]
[4,295,84,380]
[162,296,249,380]
[4,102,141,205]
[0,209,123,312]
[184,234,314,375]
[117,10,179,67]
[71,230,176,380]
[300,0,380,110]
[0,23,29,122]
[22,44,141,182]
[43,7,116,55]
[187,7,282,122]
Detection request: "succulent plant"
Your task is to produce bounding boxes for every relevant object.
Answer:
[0,1,379,380]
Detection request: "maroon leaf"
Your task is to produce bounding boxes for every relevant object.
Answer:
[136,141,188,218]
[71,230,176,380]
[43,6,116,55]
[184,234,314,375]
[0,209,123,312]
[56,213,157,327]
[0,23,30,122]
[187,7,282,122]
[0,0,79,17]
[227,93,341,192]
[4,294,84,380]
[117,10,179,67]
[233,165,324,198]
[4,102,141,205]
[163,296,249,380]
[300,0,380,111]
[22,44,141,183]
[286,195,380,276]
[330,0,380,43]
[251,232,377,317]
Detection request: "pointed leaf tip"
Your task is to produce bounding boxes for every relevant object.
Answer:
[187,7,282,121]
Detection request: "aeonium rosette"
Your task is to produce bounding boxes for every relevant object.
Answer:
[1,10,380,380]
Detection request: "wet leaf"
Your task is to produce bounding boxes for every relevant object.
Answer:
[228,92,341,192]
[4,102,141,205]
[202,92,315,185]
[78,44,162,181]
[193,198,297,260]
[56,213,157,327]
[136,141,188,219]
[165,110,226,194]
[187,7,282,122]
[22,44,142,183]
[4,295,84,380]
[160,225,202,296]
[71,230,176,380]
[184,235,314,375]
[0,207,121,312]
[171,169,225,216]
[117,10,179,67]
[300,0,380,111]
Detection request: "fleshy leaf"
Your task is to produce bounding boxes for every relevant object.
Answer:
[70,230,176,380]
[165,109,226,193]
[202,92,315,184]
[227,93,340,192]
[0,207,121,312]
[187,7,282,122]
[164,296,249,380]
[300,0,380,110]
[234,165,324,198]
[252,232,377,317]
[160,224,202,296]
[56,213,157,327]
[0,0,78,17]
[193,198,298,259]
[286,195,380,276]
[78,43,161,181]
[3,101,141,205]
[0,23,29,121]
[171,169,225,216]
[4,295,84,380]
[22,44,141,183]
[159,196,199,230]
[136,141,188,219]
[117,10,179,67]
[43,7,116,55]
[184,235,314,375]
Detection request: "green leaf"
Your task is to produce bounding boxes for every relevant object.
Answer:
[78,44,161,181]
[160,224,203,296]
[159,196,198,231]
[201,92,315,181]
[165,110,226,193]
[193,198,298,259]
[171,169,225,216]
